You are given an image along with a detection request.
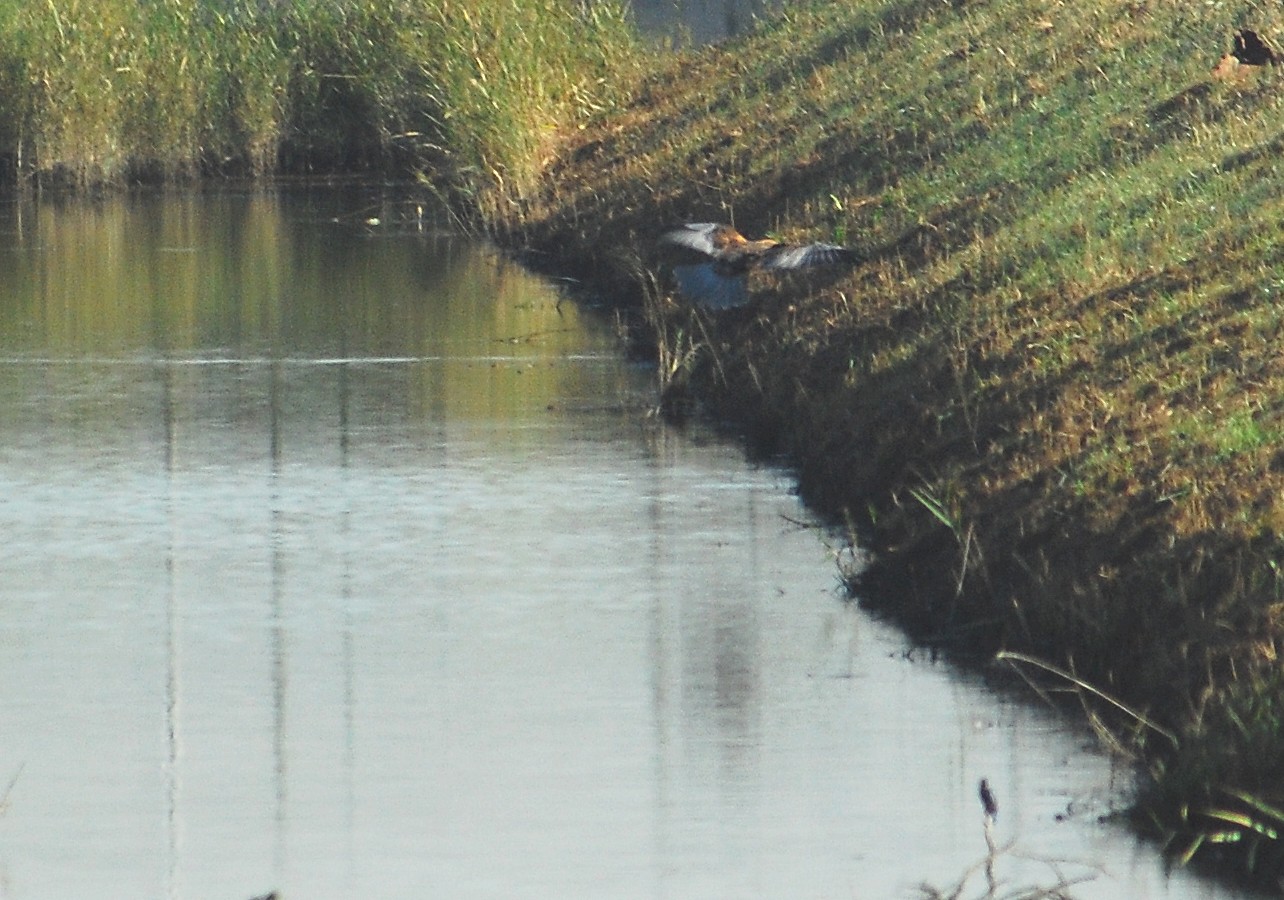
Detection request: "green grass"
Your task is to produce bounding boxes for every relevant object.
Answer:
[0,0,638,207]
[493,0,1284,885]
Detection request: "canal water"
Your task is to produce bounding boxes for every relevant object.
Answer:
[0,190,1241,899]
[631,0,775,45]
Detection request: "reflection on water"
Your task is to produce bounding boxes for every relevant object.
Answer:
[0,190,1241,899]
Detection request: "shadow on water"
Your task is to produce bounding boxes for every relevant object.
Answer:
[631,0,779,46]
[0,187,1249,899]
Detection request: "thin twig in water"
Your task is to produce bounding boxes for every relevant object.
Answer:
[0,763,24,814]
[917,778,1100,899]
[778,513,822,531]
[917,840,1095,899]
[995,651,1179,748]
[493,327,577,344]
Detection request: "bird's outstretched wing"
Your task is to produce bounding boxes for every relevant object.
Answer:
[759,242,855,270]
[657,223,726,258]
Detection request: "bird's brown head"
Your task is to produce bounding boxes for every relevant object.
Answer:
[711,224,748,250]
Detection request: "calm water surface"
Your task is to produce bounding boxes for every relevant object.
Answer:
[632,0,775,45]
[0,191,1242,899]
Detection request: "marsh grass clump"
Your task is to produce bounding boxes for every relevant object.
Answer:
[422,0,639,221]
[1138,669,1284,883]
[0,0,638,203]
[1,1,286,182]
[499,0,1284,884]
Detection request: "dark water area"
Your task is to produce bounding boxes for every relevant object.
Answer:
[631,0,777,45]
[0,188,1248,899]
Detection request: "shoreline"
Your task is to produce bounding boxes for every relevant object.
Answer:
[491,1,1284,887]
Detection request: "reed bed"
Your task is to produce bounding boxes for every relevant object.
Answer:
[0,0,637,209]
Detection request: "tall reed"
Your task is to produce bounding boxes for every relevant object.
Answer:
[0,0,637,205]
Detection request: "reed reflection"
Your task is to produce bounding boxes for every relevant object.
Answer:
[0,190,615,434]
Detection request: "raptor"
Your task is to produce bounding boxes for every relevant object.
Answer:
[658,222,856,309]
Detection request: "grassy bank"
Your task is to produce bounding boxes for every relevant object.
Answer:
[496,0,1284,885]
[0,0,637,210]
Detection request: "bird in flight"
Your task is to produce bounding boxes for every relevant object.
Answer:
[658,222,856,309]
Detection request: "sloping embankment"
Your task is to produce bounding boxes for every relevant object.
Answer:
[497,0,1284,884]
